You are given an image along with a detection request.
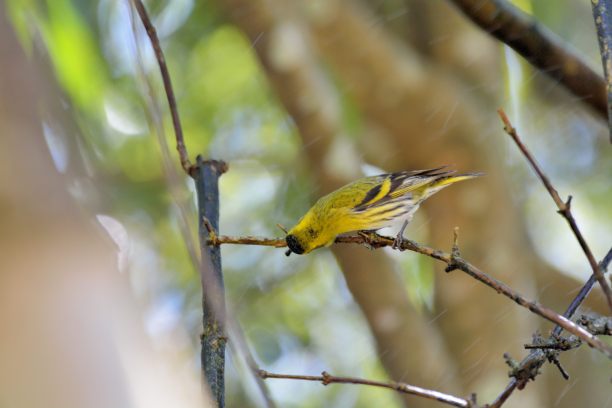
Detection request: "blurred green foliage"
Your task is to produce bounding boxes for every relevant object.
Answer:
[6,0,611,407]
[6,1,400,405]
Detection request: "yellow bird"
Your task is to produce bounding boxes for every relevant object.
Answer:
[285,167,482,255]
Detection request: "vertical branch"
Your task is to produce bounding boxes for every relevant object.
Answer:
[131,2,276,406]
[195,156,229,407]
[591,0,612,142]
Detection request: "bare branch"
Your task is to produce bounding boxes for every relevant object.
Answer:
[209,231,612,358]
[127,1,201,280]
[209,234,287,248]
[490,247,612,405]
[130,4,276,405]
[194,159,227,407]
[498,109,612,313]
[524,332,581,353]
[590,0,612,140]
[448,0,606,119]
[488,379,517,408]
[578,314,612,336]
[257,370,471,408]
[552,246,612,336]
[130,0,191,173]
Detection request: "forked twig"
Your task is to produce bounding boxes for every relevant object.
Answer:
[498,109,612,313]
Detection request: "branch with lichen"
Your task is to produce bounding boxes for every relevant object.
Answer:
[578,313,612,336]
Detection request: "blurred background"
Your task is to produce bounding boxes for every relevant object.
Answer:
[1,0,611,407]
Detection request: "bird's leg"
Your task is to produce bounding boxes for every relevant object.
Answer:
[392,219,410,250]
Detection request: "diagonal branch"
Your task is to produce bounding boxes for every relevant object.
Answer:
[490,247,612,406]
[488,380,518,408]
[130,0,191,172]
[552,246,612,337]
[448,0,606,119]
[498,109,612,313]
[208,232,612,358]
[257,370,472,408]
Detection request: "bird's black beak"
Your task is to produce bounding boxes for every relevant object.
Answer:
[285,234,305,255]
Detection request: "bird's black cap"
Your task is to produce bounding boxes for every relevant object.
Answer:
[285,234,305,255]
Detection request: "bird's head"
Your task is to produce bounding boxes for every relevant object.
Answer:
[284,215,331,255]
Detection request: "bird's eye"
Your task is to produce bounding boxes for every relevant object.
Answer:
[307,227,316,238]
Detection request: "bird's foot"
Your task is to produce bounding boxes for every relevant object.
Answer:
[392,234,406,251]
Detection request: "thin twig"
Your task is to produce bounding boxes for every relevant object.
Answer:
[498,108,612,313]
[209,231,612,358]
[488,379,517,408]
[209,235,287,248]
[257,370,471,408]
[491,112,612,405]
[127,1,200,273]
[448,0,606,118]
[130,0,191,173]
[590,0,612,141]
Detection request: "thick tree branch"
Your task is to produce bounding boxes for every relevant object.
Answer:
[448,0,607,119]
[498,109,612,313]
[195,158,227,407]
[257,370,471,408]
[591,0,612,140]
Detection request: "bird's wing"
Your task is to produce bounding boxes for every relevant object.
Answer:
[352,167,453,213]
